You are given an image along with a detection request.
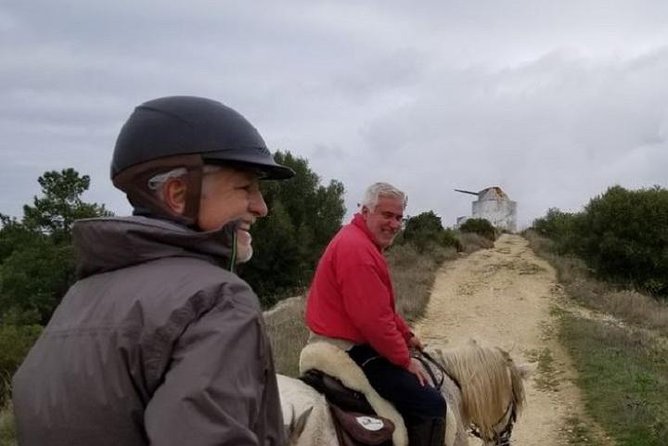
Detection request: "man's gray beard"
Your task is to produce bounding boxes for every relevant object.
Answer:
[236,245,253,264]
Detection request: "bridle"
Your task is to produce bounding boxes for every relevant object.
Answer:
[470,401,517,445]
[412,350,518,446]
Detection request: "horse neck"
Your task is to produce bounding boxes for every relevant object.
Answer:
[431,346,513,438]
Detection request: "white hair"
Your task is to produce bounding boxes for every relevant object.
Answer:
[147,165,222,200]
[360,182,407,211]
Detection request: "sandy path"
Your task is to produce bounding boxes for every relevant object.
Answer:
[414,234,608,445]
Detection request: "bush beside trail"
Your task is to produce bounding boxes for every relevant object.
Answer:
[531,185,668,299]
[400,211,462,252]
[458,218,497,242]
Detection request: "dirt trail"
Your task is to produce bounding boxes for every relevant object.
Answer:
[414,234,609,445]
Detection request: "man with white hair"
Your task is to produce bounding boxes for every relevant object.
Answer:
[13,96,294,445]
[305,182,446,446]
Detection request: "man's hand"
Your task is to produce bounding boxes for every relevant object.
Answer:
[407,357,430,387]
[408,334,424,351]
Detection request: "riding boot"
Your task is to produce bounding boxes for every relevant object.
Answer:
[430,418,445,446]
[406,417,445,446]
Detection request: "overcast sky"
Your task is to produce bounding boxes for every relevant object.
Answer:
[2,1,667,228]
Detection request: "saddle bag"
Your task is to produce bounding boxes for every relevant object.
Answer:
[300,369,394,446]
[330,404,394,446]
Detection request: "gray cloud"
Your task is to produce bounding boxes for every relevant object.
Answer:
[1,1,667,228]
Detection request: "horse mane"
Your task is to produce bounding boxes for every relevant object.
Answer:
[430,343,526,440]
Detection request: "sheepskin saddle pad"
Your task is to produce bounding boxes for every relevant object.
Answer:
[299,342,408,446]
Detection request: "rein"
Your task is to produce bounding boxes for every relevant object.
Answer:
[411,350,461,391]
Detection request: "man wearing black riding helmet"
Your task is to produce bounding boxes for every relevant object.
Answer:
[13,96,294,445]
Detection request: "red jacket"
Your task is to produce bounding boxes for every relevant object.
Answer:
[306,214,413,368]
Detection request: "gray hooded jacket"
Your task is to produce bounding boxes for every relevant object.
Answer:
[12,216,285,445]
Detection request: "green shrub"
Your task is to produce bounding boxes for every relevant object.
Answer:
[400,212,463,252]
[531,186,668,298]
[0,323,42,405]
[0,393,16,446]
[0,238,74,325]
[577,186,668,297]
[459,218,497,241]
[440,228,463,251]
[531,208,583,255]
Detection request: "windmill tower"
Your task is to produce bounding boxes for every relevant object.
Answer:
[455,186,517,232]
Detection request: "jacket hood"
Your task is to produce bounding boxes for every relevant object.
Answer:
[72,216,237,279]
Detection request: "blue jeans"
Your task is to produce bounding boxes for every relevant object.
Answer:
[347,344,446,423]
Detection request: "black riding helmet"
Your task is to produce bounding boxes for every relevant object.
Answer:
[111,96,295,226]
[111,96,294,180]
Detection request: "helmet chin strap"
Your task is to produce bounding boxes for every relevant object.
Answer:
[207,219,241,271]
[229,230,238,273]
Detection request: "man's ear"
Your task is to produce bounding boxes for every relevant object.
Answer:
[162,177,187,215]
[360,205,370,217]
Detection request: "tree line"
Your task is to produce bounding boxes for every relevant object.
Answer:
[531,185,668,299]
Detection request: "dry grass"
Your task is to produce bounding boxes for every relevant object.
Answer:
[568,280,668,334]
[524,230,668,337]
[263,296,310,377]
[386,243,459,323]
[458,232,494,253]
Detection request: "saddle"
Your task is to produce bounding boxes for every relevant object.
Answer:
[299,342,408,446]
[300,369,374,414]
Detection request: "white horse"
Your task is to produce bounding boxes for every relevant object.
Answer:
[279,341,529,446]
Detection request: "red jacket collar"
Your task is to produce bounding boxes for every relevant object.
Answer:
[351,213,382,251]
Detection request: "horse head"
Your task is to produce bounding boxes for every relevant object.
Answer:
[424,342,530,445]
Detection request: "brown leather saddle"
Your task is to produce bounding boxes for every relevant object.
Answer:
[300,369,394,446]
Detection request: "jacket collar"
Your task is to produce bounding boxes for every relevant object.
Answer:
[72,216,237,279]
[351,213,382,252]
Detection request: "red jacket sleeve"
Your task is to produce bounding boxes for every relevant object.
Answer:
[338,262,410,368]
[394,314,413,342]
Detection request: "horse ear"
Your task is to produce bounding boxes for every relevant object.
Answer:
[516,363,534,379]
[292,406,314,438]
